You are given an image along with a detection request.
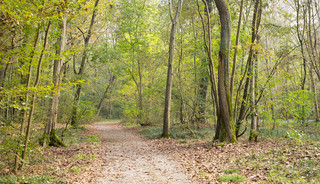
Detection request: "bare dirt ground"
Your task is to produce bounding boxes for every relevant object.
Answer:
[94,121,193,184]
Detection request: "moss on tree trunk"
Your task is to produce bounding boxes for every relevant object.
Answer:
[40,129,66,147]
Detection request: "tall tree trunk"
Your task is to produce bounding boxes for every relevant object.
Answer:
[138,60,143,125]
[310,65,319,121]
[230,0,244,106]
[197,0,213,124]
[197,75,208,123]
[249,44,259,142]
[177,31,185,124]
[14,26,40,173]
[296,0,307,123]
[305,0,319,121]
[162,0,183,137]
[97,76,115,116]
[197,0,220,140]
[214,0,236,142]
[71,0,99,126]
[20,22,51,170]
[43,16,67,147]
[235,0,261,137]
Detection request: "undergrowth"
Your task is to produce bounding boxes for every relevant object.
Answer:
[139,124,215,141]
[58,126,100,145]
[259,120,320,141]
[0,123,100,182]
[0,175,65,184]
[218,175,246,182]
[137,119,320,143]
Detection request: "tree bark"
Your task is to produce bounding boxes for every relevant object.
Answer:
[310,65,319,121]
[305,0,319,121]
[197,0,220,140]
[14,25,40,173]
[162,0,183,137]
[249,46,258,142]
[43,16,67,147]
[96,76,115,116]
[20,22,51,170]
[230,0,244,105]
[296,0,307,123]
[196,0,214,124]
[214,0,237,142]
[71,0,99,126]
[235,0,261,137]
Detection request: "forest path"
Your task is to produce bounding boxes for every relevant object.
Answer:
[95,121,192,184]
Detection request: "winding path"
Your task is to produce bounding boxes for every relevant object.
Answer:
[95,121,192,184]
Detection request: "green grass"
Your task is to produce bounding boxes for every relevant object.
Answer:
[85,135,100,143]
[58,126,100,145]
[221,168,241,174]
[259,120,320,141]
[70,167,82,173]
[121,122,141,128]
[0,175,65,184]
[139,124,215,140]
[218,175,246,183]
[75,152,97,160]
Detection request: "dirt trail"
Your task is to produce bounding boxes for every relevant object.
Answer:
[95,121,192,184]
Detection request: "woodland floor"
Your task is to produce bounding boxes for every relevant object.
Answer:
[2,121,319,183]
[93,121,320,184]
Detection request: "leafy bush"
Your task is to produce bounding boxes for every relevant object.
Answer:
[77,101,96,124]
[286,128,305,144]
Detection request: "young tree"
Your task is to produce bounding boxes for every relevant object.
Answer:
[71,0,100,126]
[20,21,51,170]
[235,0,262,138]
[163,0,184,137]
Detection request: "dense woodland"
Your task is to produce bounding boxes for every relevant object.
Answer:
[0,0,320,183]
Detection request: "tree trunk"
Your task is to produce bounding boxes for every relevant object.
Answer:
[295,0,308,124]
[310,66,319,121]
[235,0,261,138]
[197,0,220,140]
[305,0,319,121]
[230,0,244,105]
[42,16,67,147]
[97,76,115,116]
[197,74,208,123]
[20,22,51,170]
[249,46,258,142]
[197,0,213,124]
[162,0,183,137]
[71,0,99,126]
[214,0,237,143]
[0,61,5,84]
[14,26,40,173]
[138,63,143,125]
